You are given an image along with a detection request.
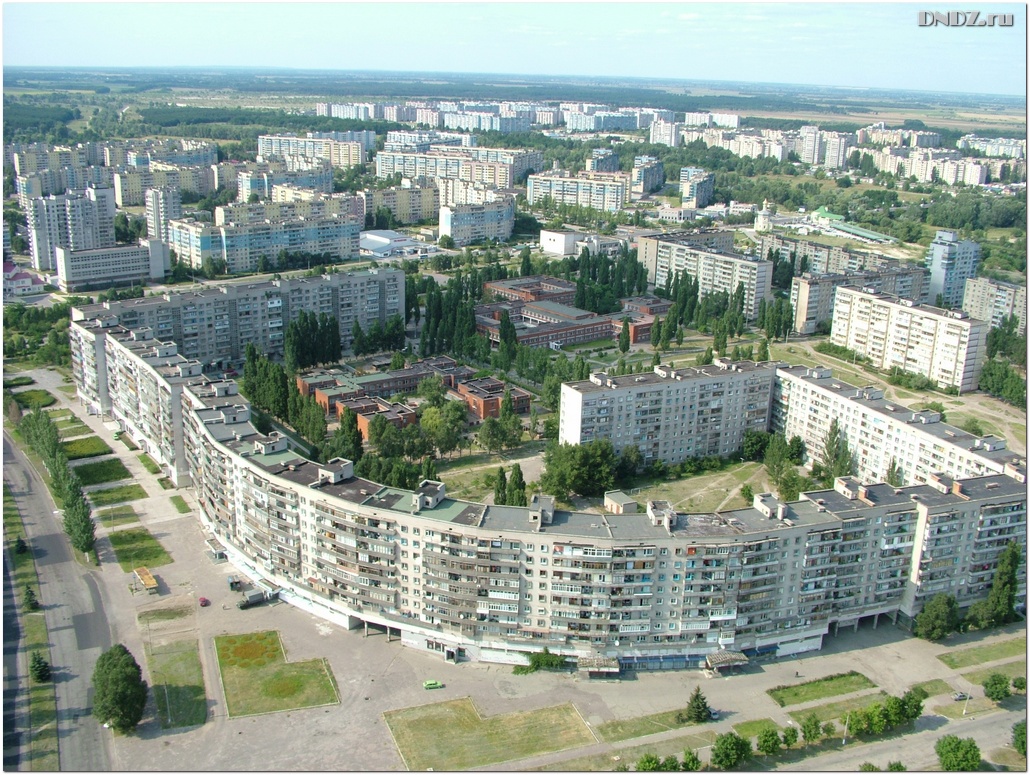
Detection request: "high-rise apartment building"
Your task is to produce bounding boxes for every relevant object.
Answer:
[559,360,777,464]
[69,267,404,375]
[526,171,630,213]
[638,230,735,283]
[439,195,515,247]
[26,186,116,271]
[927,228,980,307]
[144,187,182,244]
[679,168,715,208]
[962,276,1027,335]
[789,266,929,334]
[831,287,987,393]
[637,233,772,320]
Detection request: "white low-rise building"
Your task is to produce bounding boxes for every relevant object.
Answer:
[55,239,169,292]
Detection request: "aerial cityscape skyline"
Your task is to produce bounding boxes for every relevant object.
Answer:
[2,2,1027,96]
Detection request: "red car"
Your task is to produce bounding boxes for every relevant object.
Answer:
[198,597,211,607]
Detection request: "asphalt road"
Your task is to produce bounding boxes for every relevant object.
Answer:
[3,432,112,771]
[3,546,25,770]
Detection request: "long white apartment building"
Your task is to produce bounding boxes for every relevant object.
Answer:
[55,239,169,292]
[637,234,773,320]
[789,266,929,335]
[376,147,543,188]
[69,267,403,370]
[773,364,1024,487]
[962,276,1027,335]
[27,186,116,272]
[213,196,365,226]
[17,166,116,209]
[101,362,1026,666]
[166,213,360,274]
[638,229,735,282]
[145,187,182,244]
[114,166,216,207]
[362,184,440,224]
[558,360,777,464]
[758,234,907,276]
[831,287,987,393]
[237,163,334,202]
[526,171,630,213]
[256,134,366,167]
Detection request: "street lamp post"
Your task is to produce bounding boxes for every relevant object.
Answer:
[842,712,851,746]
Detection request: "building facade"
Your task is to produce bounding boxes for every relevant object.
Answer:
[55,239,169,292]
[559,360,777,465]
[439,196,515,247]
[789,266,929,335]
[637,230,735,284]
[962,276,1027,335]
[830,287,988,393]
[926,230,982,308]
[26,186,116,272]
[145,187,183,245]
[526,171,630,213]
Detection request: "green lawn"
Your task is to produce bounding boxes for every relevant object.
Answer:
[3,485,60,770]
[787,692,890,725]
[962,660,1026,685]
[138,454,162,474]
[72,458,131,486]
[146,639,208,729]
[536,730,718,771]
[3,375,35,388]
[60,436,113,460]
[910,679,953,697]
[138,606,192,625]
[119,435,139,451]
[89,483,148,507]
[56,384,78,396]
[768,671,876,707]
[170,495,190,513]
[595,707,701,743]
[95,505,139,528]
[937,638,1026,669]
[385,697,596,771]
[733,718,781,740]
[13,389,56,408]
[108,527,173,572]
[157,478,175,490]
[214,631,339,717]
[932,696,1001,720]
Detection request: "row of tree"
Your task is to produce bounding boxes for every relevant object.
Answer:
[913,542,1022,640]
[284,311,342,373]
[351,315,406,357]
[493,464,528,507]
[16,407,96,555]
[241,344,328,452]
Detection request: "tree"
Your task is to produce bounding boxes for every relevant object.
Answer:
[29,651,51,682]
[635,753,661,771]
[494,467,507,506]
[477,416,506,454]
[742,430,770,461]
[859,764,880,771]
[710,732,751,770]
[92,644,148,733]
[520,246,533,277]
[781,725,798,748]
[913,593,960,641]
[886,762,907,771]
[618,318,631,354]
[680,749,702,771]
[885,457,903,487]
[900,686,927,722]
[1013,720,1026,756]
[740,484,754,504]
[763,432,790,485]
[1012,676,1026,692]
[439,235,455,249]
[821,721,836,738]
[507,463,528,507]
[821,419,855,482]
[982,672,1011,702]
[756,338,770,362]
[756,727,782,756]
[786,436,805,465]
[23,585,40,611]
[416,374,447,409]
[800,712,822,745]
[934,735,981,771]
[685,686,711,723]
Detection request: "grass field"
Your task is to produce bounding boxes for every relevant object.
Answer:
[138,454,162,475]
[89,483,148,507]
[60,436,113,460]
[157,478,175,490]
[119,435,139,450]
[146,639,208,729]
[595,706,701,743]
[72,458,131,486]
[214,631,339,718]
[3,375,35,388]
[786,692,889,725]
[733,718,781,740]
[932,696,1001,720]
[108,527,173,572]
[962,660,1026,685]
[910,679,953,698]
[768,671,876,707]
[138,606,192,625]
[3,485,60,770]
[535,730,718,771]
[95,505,139,528]
[170,495,190,513]
[937,638,1026,669]
[13,389,56,408]
[385,698,596,771]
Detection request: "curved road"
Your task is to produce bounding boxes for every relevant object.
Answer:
[3,432,112,771]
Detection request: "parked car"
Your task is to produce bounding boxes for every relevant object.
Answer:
[198,597,210,607]
[708,709,720,720]
[422,680,444,690]
[952,692,970,701]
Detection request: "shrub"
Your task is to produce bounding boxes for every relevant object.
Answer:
[1012,676,1026,692]
[983,672,1012,702]
[29,651,51,682]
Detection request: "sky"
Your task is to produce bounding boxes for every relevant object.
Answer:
[2,1,1027,96]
